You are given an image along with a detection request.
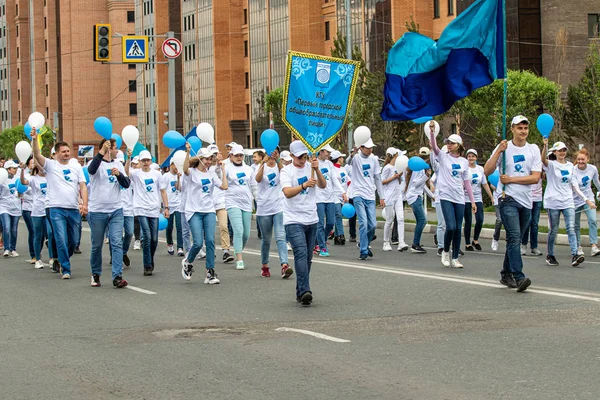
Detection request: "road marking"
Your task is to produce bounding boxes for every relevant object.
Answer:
[127,285,156,295]
[275,327,351,343]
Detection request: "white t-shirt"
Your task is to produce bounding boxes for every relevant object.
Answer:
[21,172,33,212]
[224,163,255,212]
[573,164,599,208]
[29,175,48,218]
[464,165,487,203]
[544,160,577,210]
[315,159,336,204]
[209,165,226,210]
[184,168,222,217]
[333,165,350,204]
[281,163,318,226]
[129,169,167,217]
[120,185,134,217]
[162,172,181,213]
[88,159,126,213]
[43,158,85,210]
[531,178,543,203]
[436,151,469,204]
[255,164,284,216]
[0,176,22,216]
[493,141,542,209]
[405,170,428,206]
[381,164,401,205]
[349,153,381,201]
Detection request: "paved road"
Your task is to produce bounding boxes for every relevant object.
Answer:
[1,225,600,399]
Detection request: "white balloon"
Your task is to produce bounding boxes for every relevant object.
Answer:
[353,126,371,147]
[197,122,215,144]
[0,168,7,185]
[424,120,440,137]
[382,207,388,221]
[15,141,32,163]
[122,125,140,149]
[28,112,45,129]
[172,150,187,173]
[395,155,409,173]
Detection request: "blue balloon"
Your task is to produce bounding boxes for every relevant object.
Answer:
[17,179,28,194]
[158,214,168,231]
[487,170,500,188]
[24,122,32,140]
[407,156,430,172]
[260,129,280,156]
[536,113,554,138]
[94,117,113,140]
[187,136,202,155]
[82,166,90,185]
[163,130,186,149]
[341,203,356,218]
[111,133,123,149]
[412,116,433,124]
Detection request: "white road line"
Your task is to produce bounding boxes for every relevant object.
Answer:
[275,327,351,343]
[126,285,157,295]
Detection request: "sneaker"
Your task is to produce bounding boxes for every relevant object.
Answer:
[433,234,438,246]
[281,264,293,279]
[236,260,245,270]
[441,251,450,267]
[34,260,44,269]
[458,249,464,256]
[358,253,368,260]
[572,254,585,267]
[287,242,292,251]
[473,243,482,251]
[123,253,131,267]
[261,265,271,278]
[104,237,109,244]
[500,275,518,288]
[328,230,335,240]
[1,250,7,258]
[319,249,330,257]
[349,236,356,242]
[334,236,342,246]
[411,244,426,253]
[113,276,128,288]
[313,245,321,254]
[177,248,185,257]
[577,246,585,256]
[491,240,499,251]
[223,252,234,263]
[9,250,18,257]
[520,245,527,255]
[91,274,101,287]
[197,248,207,259]
[397,243,409,252]
[367,248,373,257]
[181,259,193,281]
[592,246,600,257]
[391,239,399,245]
[27,258,35,264]
[546,255,559,266]
[530,248,543,256]
[73,247,81,254]
[167,245,174,255]
[465,244,474,251]
[516,277,532,292]
[437,248,443,256]
[52,259,61,273]
[61,273,71,280]
[133,240,141,250]
[450,259,464,269]
[300,291,313,306]
[339,235,346,245]
[143,268,153,276]
[382,242,392,252]
[204,268,220,284]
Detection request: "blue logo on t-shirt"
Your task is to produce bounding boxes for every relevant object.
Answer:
[513,154,526,174]
[340,172,347,183]
[267,173,277,187]
[170,181,177,193]
[63,169,72,182]
[298,176,308,194]
[236,172,247,186]
[40,182,47,196]
[321,168,329,181]
[471,173,479,184]
[8,183,15,195]
[560,169,570,183]
[106,169,116,184]
[144,178,154,192]
[362,164,371,177]
[201,178,211,193]
[582,176,590,187]
[451,164,461,178]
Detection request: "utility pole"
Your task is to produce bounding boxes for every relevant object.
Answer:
[167,31,176,131]
[345,0,353,152]
[149,39,156,158]
[29,0,36,112]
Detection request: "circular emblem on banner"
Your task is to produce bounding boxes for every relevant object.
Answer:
[317,69,330,84]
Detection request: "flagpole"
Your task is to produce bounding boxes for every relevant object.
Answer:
[501,0,508,176]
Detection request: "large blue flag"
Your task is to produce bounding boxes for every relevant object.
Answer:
[381,0,505,121]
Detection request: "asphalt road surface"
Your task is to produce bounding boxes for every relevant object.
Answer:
[1,225,600,400]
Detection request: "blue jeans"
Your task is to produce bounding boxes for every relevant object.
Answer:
[499,196,531,281]
[548,208,578,256]
[464,201,484,245]
[45,208,57,260]
[353,197,376,256]
[334,203,344,236]
[0,214,20,252]
[186,212,216,269]
[123,216,134,255]
[257,212,288,266]
[76,215,82,247]
[441,200,465,259]
[137,216,159,268]
[575,204,598,246]
[522,201,542,249]
[48,208,81,274]
[409,197,427,246]
[166,211,183,249]
[32,216,48,260]
[316,202,335,249]
[22,210,35,258]
[227,208,251,254]
[181,213,191,253]
[88,210,124,279]
[285,223,317,297]
[434,202,446,250]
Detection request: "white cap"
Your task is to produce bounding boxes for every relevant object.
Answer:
[132,156,140,164]
[511,115,529,125]
[139,150,152,161]
[444,134,463,145]
[198,148,213,158]
[280,150,293,161]
[230,144,244,155]
[330,150,346,160]
[4,160,18,169]
[386,147,398,156]
[466,149,478,156]
[290,140,309,157]
[551,141,567,151]
[321,144,335,153]
[419,147,431,156]
[150,163,160,171]
[361,138,376,148]
[116,150,125,163]
[207,144,219,154]
[226,141,237,148]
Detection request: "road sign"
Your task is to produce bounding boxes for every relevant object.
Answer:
[162,38,182,59]
[122,36,149,63]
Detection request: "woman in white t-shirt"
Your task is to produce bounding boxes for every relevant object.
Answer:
[180,146,228,284]
[573,148,600,257]
[541,140,595,267]
[463,149,494,252]
[0,161,22,257]
[429,128,476,269]
[255,148,292,279]
[381,148,408,252]
[20,157,36,263]
[20,161,49,269]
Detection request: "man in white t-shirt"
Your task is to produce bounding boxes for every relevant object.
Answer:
[281,141,326,306]
[484,115,541,292]
[32,132,88,280]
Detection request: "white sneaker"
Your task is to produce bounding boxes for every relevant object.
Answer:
[3,250,9,257]
[236,260,245,270]
[397,243,409,252]
[441,251,451,267]
[382,242,392,252]
[520,245,526,255]
[592,246,600,257]
[450,258,464,269]
[61,273,71,280]
[167,244,174,255]
[287,242,292,252]
[491,240,499,251]
[34,260,44,269]
[10,251,19,257]
[577,246,585,256]
[181,259,192,281]
[197,248,207,259]
[133,240,141,250]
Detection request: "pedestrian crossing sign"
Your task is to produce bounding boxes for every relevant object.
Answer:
[122,36,149,63]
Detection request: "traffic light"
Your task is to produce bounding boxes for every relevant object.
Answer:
[93,24,112,62]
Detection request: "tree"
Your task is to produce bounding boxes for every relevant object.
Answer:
[264,87,284,125]
[0,125,54,159]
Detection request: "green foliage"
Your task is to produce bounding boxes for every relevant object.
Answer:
[264,87,284,125]
[405,15,420,33]
[0,125,54,159]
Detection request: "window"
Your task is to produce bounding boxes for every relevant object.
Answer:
[45,84,48,96]
[448,0,454,15]
[244,40,248,57]
[325,21,330,40]
[243,9,248,25]
[44,17,47,29]
[16,25,18,37]
[246,104,250,120]
[46,107,49,118]
[17,89,20,101]
[433,0,440,18]
[127,11,135,23]
[589,14,600,38]
[16,47,19,59]
[129,103,137,116]
[128,64,136,69]
[129,80,136,92]
[15,4,18,16]
[245,72,249,89]
[17,68,19,79]
[45,62,48,74]
[45,40,47,51]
